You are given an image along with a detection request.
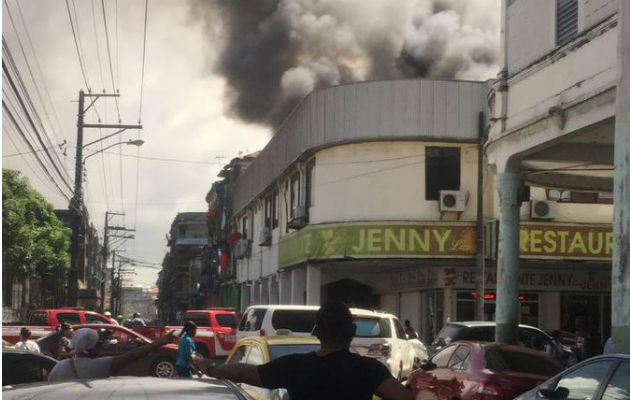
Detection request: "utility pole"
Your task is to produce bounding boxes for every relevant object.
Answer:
[68,90,142,306]
[100,211,133,312]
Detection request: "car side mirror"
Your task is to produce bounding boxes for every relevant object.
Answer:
[420,360,437,371]
[538,387,569,399]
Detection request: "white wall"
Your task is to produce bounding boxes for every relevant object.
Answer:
[310,142,481,223]
[579,0,618,32]
[507,0,555,74]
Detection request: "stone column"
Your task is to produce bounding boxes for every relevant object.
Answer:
[306,265,321,305]
[495,172,522,344]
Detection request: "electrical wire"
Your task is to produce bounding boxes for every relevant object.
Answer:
[100,0,121,122]
[65,0,91,92]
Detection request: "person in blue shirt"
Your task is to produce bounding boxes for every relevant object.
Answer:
[176,321,203,377]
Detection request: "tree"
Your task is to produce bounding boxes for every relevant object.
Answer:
[2,169,70,306]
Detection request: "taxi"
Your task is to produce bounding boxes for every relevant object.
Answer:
[225,332,322,400]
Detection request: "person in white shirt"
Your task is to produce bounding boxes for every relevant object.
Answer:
[15,328,40,353]
[48,327,175,381]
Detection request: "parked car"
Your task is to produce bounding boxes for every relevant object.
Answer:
[226,334,324,400]
[36,324,179,377]
[2,309,116,344]
[2,376,255,400]
[514,354,629,400]
[131,308,240,359]
[238,305,428,379]
[430,321,567,363]
[2,349,57,386]
[408,342,564,400]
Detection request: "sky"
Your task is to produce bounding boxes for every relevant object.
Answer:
[2,0,500,287]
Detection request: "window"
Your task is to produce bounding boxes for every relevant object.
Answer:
[56,313,81,325]
[183,313,210,327]
[215,313,237,329]
[557,0,578,47]
[431,345,457,368]
[271,310,318,333]
[353,318,392,338]
[28,312,49,326]
[247,346,264,365]
[85,314,109,324]
[548,189,614,204]
[264,195,272,228]
[393,318,406,339]
[425,147,460,200]
[178,224,187,237]
[290,174,300,219]
[486,348,562,376]
[305,160,315,211]
[242,216,248,240]
[602,361,630,400]
[271,189,278,229]
[239,308,266,331]
[519,328,551,352]
[228,345,248,364]
[449,345,471,370]
[268,344,321,360]
[556,360,614,400]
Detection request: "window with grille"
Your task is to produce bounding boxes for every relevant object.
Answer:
[557,0,578,46]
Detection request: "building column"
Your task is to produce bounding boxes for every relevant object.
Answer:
[279,271,291,304]
[612,0,630,354]
[261,278,270,304]
[240,283,251,311]
[306,265,321,305]
[270,275,279,304]
[495,172,522,344]
[291,267,306,305]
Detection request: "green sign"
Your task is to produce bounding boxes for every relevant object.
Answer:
[278,222,478,268]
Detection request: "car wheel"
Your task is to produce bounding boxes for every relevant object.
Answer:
[152,357,176,377]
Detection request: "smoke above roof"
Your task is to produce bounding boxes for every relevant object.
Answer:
[192,0,499,127]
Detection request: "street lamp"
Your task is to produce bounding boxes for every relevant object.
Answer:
[83,139,144,162]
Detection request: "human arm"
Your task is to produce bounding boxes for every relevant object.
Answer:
[376,378,413,400]
[205,362,264,386]
[109,330,175,375]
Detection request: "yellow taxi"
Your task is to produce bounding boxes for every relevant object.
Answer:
[225,334,322,400]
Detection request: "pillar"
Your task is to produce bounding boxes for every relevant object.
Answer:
[306,265,321,305]
[612,0,630,354]
[270,275,279,304]
[279,271,291,304]
[495,172,522,344]
[291,267,306,305]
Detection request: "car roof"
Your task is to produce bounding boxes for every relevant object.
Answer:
[237,335,321,346]
[3,349,58,361]
[450,321,543,330]
[246,305,320,311]
[2,376,246,399]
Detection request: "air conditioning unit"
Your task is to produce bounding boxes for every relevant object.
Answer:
[531,200,554,220]
[439,190,468,212]
[287,205,308,230]
[258,227,272,247]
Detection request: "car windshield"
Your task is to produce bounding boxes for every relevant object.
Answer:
[353,318,391,338]
[268,344,320,360]
[433,324,463,345]
[484,349,562,376]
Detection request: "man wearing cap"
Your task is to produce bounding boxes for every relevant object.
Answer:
[48,328,175,381]
[204,300,412,400]
[128,312,146,327]
[104,311,119,325]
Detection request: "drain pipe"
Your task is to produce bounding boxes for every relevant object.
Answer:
[475,111,486,321]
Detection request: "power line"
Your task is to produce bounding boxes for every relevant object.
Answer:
[100,0,121,122]
[90,0,106,92]
[65,0,91,92]
[138,0,149,124]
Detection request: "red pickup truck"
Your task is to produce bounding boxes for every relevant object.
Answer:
[2,309,117,344]
[131,309,240,359]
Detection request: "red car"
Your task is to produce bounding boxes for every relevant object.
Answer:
[408,342,563,400]
[36,324,179,377]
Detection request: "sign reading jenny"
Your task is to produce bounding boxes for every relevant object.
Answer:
[278,222,477,268]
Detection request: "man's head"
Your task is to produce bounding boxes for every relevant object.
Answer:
[20,327,31,340]
[180,320,197,338]
[104,311,112,318]
[313,301,355,347]
[60,322,73,338]
[71,328,101,357]
[133,312,140,319]
[404,320,411,327]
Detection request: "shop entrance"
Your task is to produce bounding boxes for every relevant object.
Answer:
[561,293,610,354]
[324,279,379,309]
[423,290,444,344]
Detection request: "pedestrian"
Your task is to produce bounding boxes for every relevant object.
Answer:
[57,322,74,359]
[104,311,119,325]
[15,328,40,353]
[48,328,175,381]
[404,320,416,336]
[176,321,203,378]
[128,312,146,327]
[117,315,125,325]
[204,300,412,400]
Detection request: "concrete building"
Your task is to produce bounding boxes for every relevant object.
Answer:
[485,0,627,349]
[157,212,209,323]
[120,285,158,322]
[226,75,618,345]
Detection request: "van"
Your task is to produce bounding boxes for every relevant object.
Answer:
[237,305,320,339]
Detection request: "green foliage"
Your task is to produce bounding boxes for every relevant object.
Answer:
[2,169,71,279]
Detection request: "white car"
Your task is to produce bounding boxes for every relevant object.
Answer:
[237,305,428,380]
[350,309,427,380]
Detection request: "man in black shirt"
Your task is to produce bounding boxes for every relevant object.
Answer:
[205,301,412,400]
